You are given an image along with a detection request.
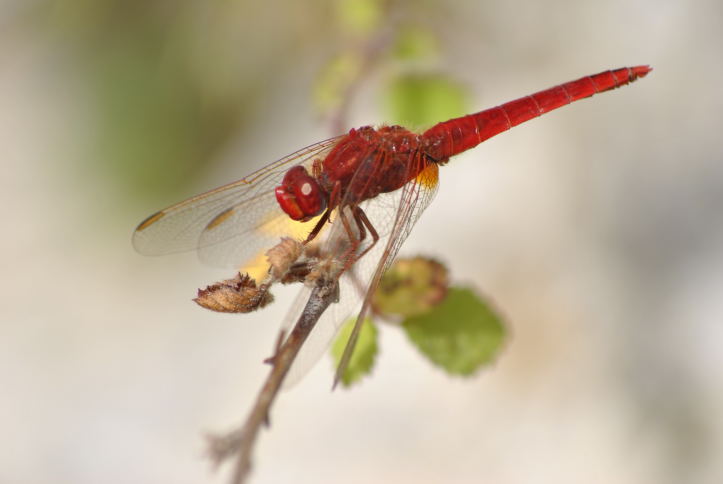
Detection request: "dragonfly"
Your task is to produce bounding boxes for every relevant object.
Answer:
[133,66,651,386]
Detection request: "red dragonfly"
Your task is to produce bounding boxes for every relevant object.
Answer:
[134,66,651,386]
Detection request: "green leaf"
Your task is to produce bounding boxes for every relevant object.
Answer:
[403,287,506,376]
[335,0,383,35]
[384,74,468,129]
[392,27,438,61]
[330,318,378,387]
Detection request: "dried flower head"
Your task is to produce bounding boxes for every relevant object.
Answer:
[266,237,303,280]
[374,257,449,317]
[194,273,273,313]
[305,257,344,289]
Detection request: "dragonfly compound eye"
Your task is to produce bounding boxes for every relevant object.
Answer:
[275,166,327,221]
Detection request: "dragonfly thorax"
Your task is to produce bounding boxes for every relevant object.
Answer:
[319,125,430,204]
[274,126,432,223]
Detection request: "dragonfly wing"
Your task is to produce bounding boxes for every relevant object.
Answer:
[332,161,440,386]
[132,137,341,269]
[279,207,370,388]
[280,160,440,388]
[280,256,375,388]
[376,160,440,274]
[196,202,324,270]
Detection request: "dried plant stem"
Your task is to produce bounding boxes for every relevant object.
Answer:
[207,279,339,484]
[328,29,392,136]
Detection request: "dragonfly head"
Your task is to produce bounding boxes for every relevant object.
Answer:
[275,166,328,222]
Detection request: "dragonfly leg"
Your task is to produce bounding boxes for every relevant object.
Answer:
[336,204,380,273]
[303,209,331,244]
[351,205,379,260]
[319,181,365,268]
[338,204,361,250]
[303,180,341,245]
[302,180,377,274]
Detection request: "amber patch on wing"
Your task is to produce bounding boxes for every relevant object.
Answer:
[237,213,324,281]
[206,207,236,231]
[136,211,165,231]
[239,250,272,286]
[416,163,439,189]
[257,212,322,239]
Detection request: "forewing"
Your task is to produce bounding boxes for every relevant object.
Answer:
[132,137,340,269]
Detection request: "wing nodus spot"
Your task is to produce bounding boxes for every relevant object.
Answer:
[206,207,236,231]
[136,211,165,232]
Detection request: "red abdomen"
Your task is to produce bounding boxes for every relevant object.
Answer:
[422,66,651,161]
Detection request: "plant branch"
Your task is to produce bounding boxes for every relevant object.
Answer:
[206,278,339,484]
[328,28,393,136]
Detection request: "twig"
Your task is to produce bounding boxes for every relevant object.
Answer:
[327,0,398,135]
[206,277,339,484]
[328,29,392,136]
[205,5,401,479]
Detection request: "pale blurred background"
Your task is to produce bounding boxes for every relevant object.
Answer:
[2,1,722,483]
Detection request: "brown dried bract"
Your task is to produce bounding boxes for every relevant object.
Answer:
[194,273,273,313]
[266,237,303,280]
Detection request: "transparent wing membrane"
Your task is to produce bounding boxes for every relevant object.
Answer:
[281,156,440,388]
[135,133,440,388]
[132,137,340,267]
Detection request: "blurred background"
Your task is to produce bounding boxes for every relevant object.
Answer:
[2,0,722,483]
